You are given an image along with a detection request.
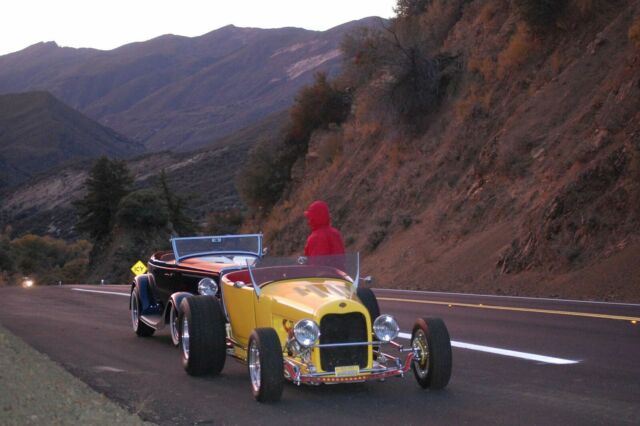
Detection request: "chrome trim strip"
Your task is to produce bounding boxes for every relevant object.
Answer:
[314,341,383,348]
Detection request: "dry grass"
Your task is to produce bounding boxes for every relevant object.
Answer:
[550,50,564,75]
[316,132,343,165]
[468,56,496,81]
[630,16,640,49]
[454,86,492,120]
[497,24,537,78]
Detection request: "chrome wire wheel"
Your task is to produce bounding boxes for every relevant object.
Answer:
[248,340,261,393]
[130,291,139,331]
[412,328,430,379]
[181,317,190,360]
[170,306,180,346]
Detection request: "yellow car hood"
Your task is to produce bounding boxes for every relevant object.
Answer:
[262,278,364,319]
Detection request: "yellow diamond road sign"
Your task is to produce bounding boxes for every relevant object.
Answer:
[131,260,148,276]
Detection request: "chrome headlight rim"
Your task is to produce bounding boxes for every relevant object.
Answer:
[293,319,320,348]
[373,314,400,342]
[197,278,218,296]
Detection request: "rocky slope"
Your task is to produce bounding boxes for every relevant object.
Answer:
[251,1,640,302]
[0,91,142,189]
[0,18,381,152]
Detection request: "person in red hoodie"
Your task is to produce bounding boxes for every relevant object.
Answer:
[303,200,345,256]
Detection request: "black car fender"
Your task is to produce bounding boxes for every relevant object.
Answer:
[166,292,194,322]
[131,274,162,316]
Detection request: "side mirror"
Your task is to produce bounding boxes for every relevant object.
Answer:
[360,276,373,285]
[262,247,268,256]
[297,256,308,265]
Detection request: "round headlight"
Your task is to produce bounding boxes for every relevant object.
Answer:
[293,319,320,347]
[373,314,400,342]
[197,278,218,296]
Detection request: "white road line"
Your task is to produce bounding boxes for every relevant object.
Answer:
[71,288,129,297]
[397,332,579,365]
[376,288,640,307]
[94,366,126,373]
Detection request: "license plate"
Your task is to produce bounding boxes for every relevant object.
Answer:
[334,365,359,377]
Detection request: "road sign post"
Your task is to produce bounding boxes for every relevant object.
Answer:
[130,260,148,276]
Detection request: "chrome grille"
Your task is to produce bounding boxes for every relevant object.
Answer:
[319,312,368,371]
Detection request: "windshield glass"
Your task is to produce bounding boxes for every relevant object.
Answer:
[247,253,359,288]
[172,234,262,262]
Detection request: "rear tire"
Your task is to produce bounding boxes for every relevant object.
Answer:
[170,303,180,347]
[248,328,284,402]
[130,286,154,337]
[411,318,452,389]
[179,296,226,376]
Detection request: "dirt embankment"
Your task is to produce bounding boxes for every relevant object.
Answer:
[252,1,640,302]
[0,323,148,425]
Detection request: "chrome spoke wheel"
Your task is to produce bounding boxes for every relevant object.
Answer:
[248,341,261,393]
[130,292,139,331]
[181,317,190,360]
[412,329,430,379]
[170,306,180,346]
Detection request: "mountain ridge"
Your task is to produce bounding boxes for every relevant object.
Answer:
[0,17,383,152]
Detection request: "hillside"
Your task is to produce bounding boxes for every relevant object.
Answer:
[0,18,381,152]
[249,1,640,302]
[0,91,142,189]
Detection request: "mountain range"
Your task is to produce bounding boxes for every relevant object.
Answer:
[0,18,381,152]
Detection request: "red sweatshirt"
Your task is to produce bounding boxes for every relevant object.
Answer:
[303,201,345,257]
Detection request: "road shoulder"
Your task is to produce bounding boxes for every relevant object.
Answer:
[0,322,149,425]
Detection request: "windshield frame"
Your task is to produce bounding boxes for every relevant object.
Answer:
[248,253,360,298]
[171,234,263,263]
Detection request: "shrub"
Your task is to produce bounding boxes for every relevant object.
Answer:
[238,73,350,211]
[394,0,431,18]
[497,24,536,77]
[116,189,169,230]
[342,8,459,124]
[3,234,91,284]
[237,137,290,211]
[366,228,387,252]
[630,16,640,48]
[513,0,568,32]
[400,214,414,229]
[204,209,244,235]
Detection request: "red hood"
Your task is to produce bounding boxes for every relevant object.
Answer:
[304,201,331,230]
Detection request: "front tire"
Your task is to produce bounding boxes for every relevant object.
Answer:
[130,286,154,337]
[248,328,284,402]
[357,287,380,322]
[411,318,452,389]
[179,296,226,376]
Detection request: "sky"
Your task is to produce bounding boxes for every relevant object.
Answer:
[0,0,397,56]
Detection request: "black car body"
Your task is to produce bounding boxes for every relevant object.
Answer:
[129,234,263,345]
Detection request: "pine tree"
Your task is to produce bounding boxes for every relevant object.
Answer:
[158,169,196,235]
[74,157,133,240]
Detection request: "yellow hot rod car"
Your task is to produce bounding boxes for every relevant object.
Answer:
[178,246,452,402]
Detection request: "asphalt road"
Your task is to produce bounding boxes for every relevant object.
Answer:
[0,285,639,425]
